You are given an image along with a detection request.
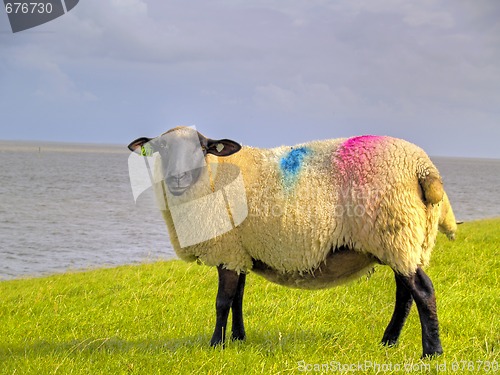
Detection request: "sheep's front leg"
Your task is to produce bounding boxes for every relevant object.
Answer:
[382,271,414,346]
[209,265,246,347]
[230,271,246,341]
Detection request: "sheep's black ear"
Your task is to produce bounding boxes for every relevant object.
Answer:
[128,137,153,152]
[206,138,242,157]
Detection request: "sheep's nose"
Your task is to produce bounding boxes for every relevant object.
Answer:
[173,172,187,181]
[166,172,192,196]
[167,172,189,186]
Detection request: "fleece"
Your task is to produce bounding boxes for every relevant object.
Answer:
[152,133,457,278]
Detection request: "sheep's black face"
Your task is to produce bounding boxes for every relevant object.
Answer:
[128,126,242,197]
[155,130,207,196]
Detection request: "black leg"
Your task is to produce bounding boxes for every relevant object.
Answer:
[411,268,443,357]
[384,267,443,357]
[209,265,246,347]
[382,271,414,346]
[231,272,246,341]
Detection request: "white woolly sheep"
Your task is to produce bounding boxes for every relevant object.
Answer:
[128,126,457,358]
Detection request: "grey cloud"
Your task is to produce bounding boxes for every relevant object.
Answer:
[0,0,499,157]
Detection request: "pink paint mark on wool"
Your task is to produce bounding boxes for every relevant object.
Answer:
[341,135,383,154]
[336,135,387,185]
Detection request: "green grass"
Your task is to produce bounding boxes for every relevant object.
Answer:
[1,219,498,374]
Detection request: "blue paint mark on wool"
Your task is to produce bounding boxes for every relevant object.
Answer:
[280,146,311,188]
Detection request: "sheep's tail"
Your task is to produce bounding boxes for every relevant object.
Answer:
[419,167,457,241]
[419,170,444,205]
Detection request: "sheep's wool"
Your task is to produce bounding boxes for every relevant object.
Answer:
[154,134,456,276]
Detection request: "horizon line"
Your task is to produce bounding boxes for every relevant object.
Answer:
[0,138,499,160]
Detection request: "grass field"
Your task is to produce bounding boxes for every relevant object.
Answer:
[1,219,498,374]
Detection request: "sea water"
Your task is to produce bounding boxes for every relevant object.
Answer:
[0,141,170,280]
[1,141,499,280]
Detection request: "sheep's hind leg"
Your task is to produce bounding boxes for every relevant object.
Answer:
[209,265,246,347]
[412,268,443,358]
[384,267,443,358]
[382,271,414,346]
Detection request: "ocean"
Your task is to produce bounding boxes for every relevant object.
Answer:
[1,141,499,280]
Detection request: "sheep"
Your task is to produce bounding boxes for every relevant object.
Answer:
[127,126,457,358]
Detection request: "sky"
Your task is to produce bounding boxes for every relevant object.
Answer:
[0,0,499,158]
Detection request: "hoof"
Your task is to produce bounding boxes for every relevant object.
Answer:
[209,337,225,348]
[381,338,398,347]
[381,334,399,347]
[421,348,443,359]
[231,331,246,342]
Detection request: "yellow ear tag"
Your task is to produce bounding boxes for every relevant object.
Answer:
[216,143,224,153]
[141,144,154,156]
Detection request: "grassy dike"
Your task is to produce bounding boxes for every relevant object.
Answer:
[1,219,498,374]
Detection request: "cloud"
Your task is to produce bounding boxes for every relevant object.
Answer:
[33,61,98,102]
[2,42,98,102]
[403,9,454,28]
[254,78,365,119]
[1,0,499,157]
